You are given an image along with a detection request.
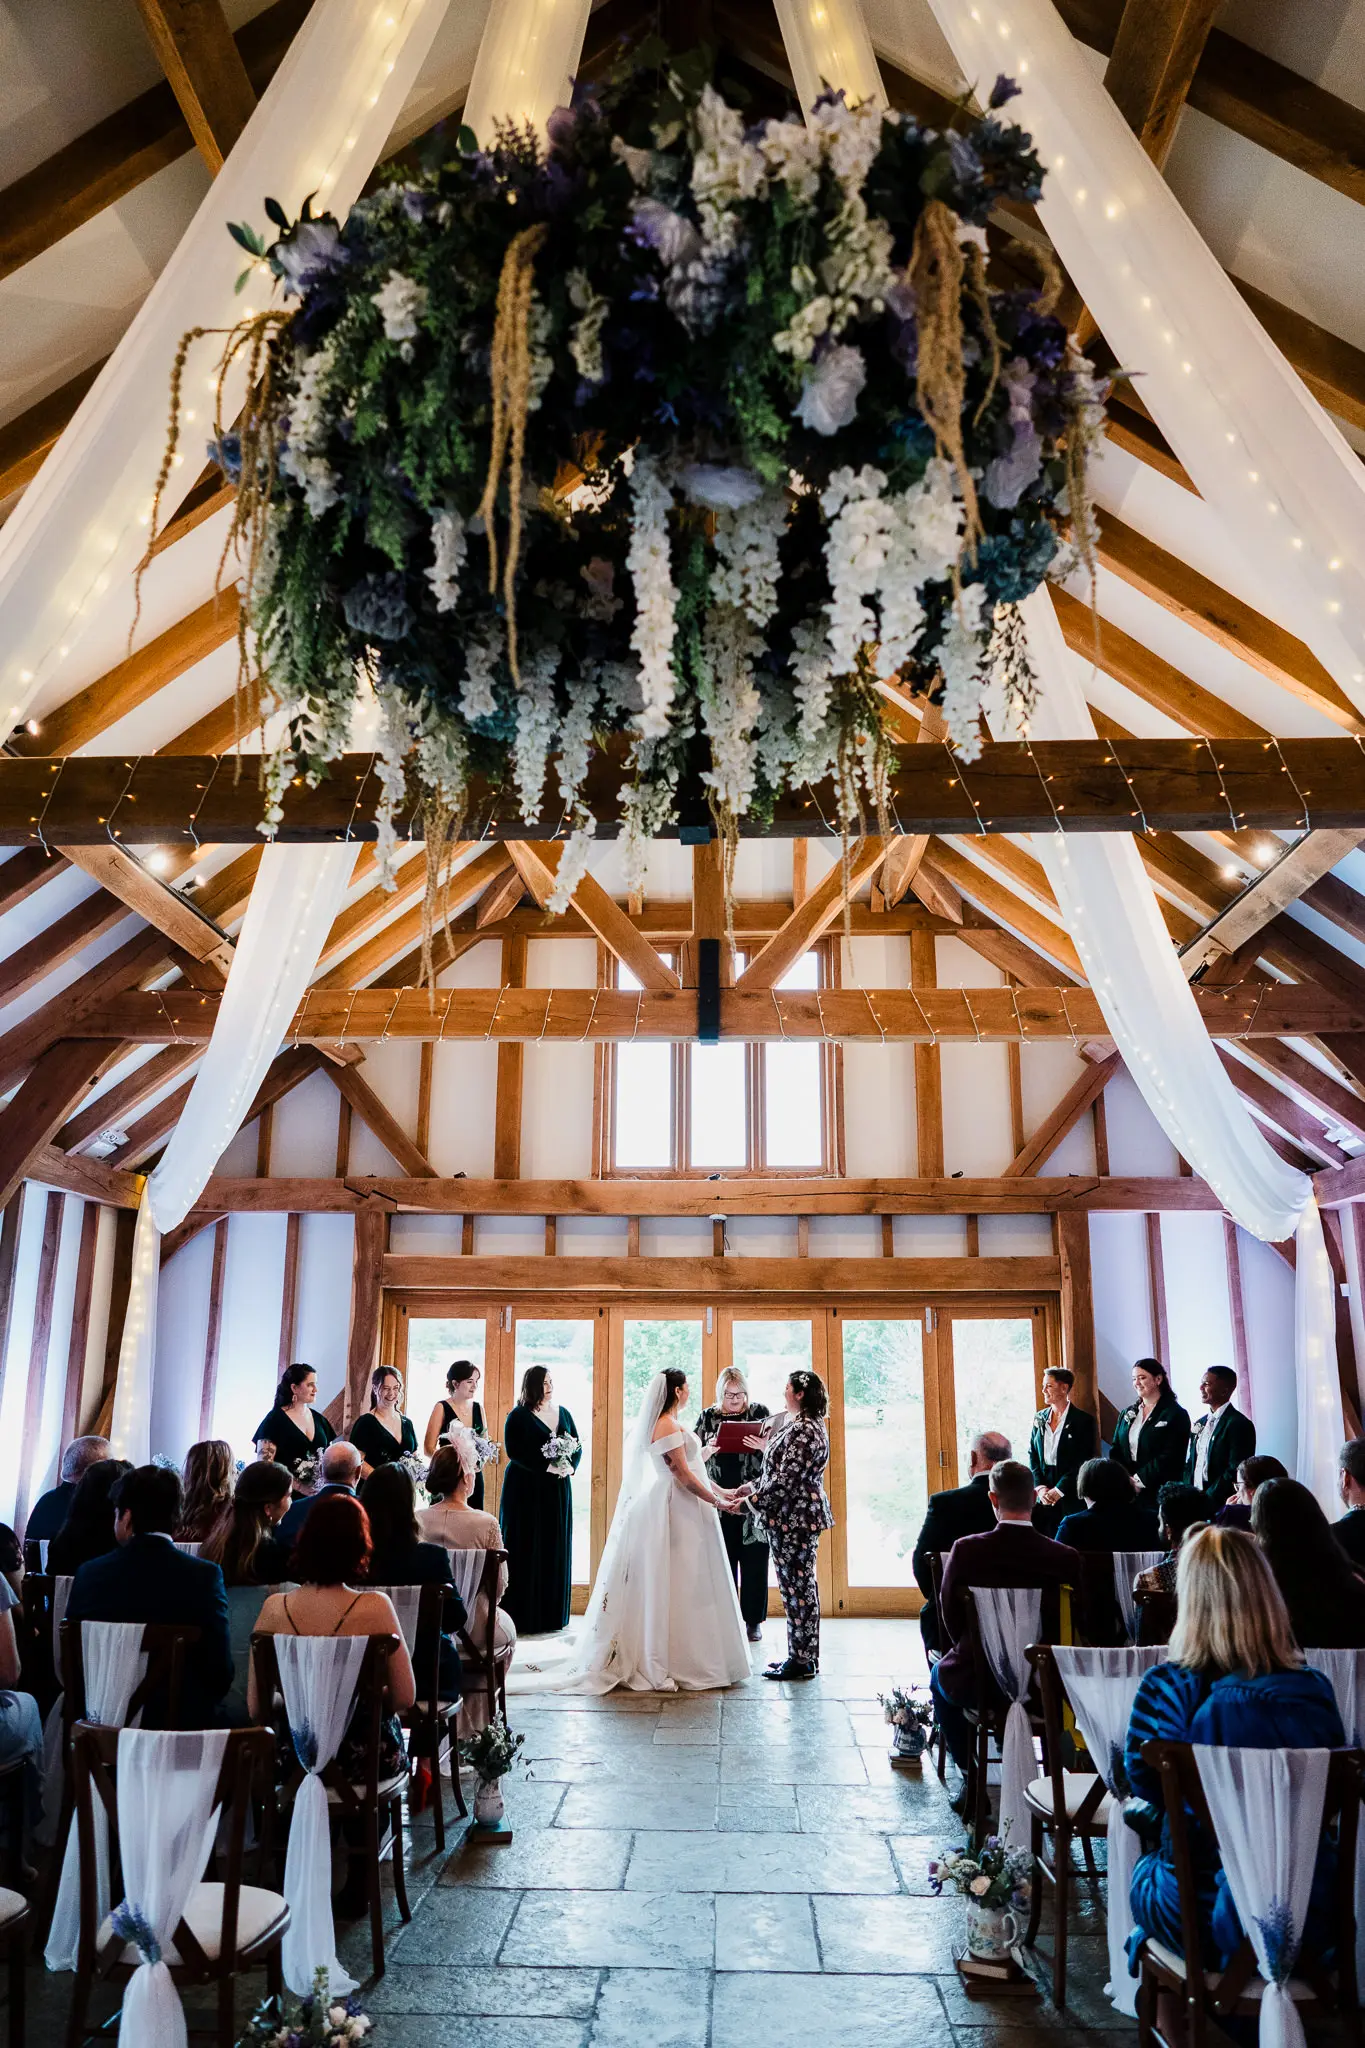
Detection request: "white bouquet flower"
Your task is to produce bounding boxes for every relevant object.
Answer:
[543,1431,580,1479]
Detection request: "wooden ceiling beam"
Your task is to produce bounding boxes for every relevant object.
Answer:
[735,839,888,993]
[507,841,680,992]
[1006,1049,1123,1175]
[0,363,104,502]
[55,1044,202,1154]
[1216,1048,1348,1168]
[1181,832,1365,978]
[327,1063,435,1178]
[28,1144,141,1207]
[0,848,69,917]
[11,595,238,758]
[311,844,500,991]
[0,887,131,1007]
[133,0,256,173]
[474,862,529,929]
[1052,586,1267,740]
[60,845,234,970]
[108,1043,325,1169]
[1101,0,1223,167]
[0,1040,123,1209]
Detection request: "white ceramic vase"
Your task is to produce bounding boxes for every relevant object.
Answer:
[473,1777,505,1827]
[965,1899,1021,1960]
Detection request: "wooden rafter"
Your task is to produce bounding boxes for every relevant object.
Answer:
[1182,833,1365,978]
[1006,1050,1122,1176]
[11,595,239,758]
[473,861,527,930]
[107,1043,325,1169]
[0,889,130,1008]
[54,1045,202,1155]
[507,841,680,992]
[133,0,256,172]
[1101,0,1224,167]
[1051,587,1267,742]
[311,843,502,990]
[0,1040,123,1209]
[736,838,887,993]
[1216,1049,1348,1169]
[60,845,234,971]
[327,1062,435,1179]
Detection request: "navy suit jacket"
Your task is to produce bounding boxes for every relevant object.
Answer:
[66,1533,233,1726]
[26,1481,76,1543]
[279,1482,357,1552]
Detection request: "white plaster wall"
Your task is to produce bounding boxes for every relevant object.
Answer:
[0,1190,55,1522]
[1090,1211,1154,1420]
[1239,1232,1297,1468]
[153,1225,216,1463]
[1159,1212,1236,1413]
[842,1044,916,1175]
[272,1069,343,1176]
[522,1044,595,1178]
[292,1214,355,1410]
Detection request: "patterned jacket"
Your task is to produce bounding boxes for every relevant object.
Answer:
[748,1416,835,1541]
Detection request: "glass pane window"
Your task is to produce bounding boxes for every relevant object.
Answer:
[951,1317,1038,1481]
[841,1320,927,1587]
[513,1318,595,1584]
[623,1320,704,1439]
[615,1044,673,1167]
[764,1043,823,1166]
[404,1318,487,1441]
[729,1320,813,1420]
[690,1042,748,1168]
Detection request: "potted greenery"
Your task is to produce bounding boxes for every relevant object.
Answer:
[237,1966,373,2044]
[928,1835,1033,1961]
[878,1684,934,1761]
[459,1715,527,1830]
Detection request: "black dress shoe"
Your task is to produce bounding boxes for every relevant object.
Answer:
[746,1625,764,1643]
[764,1658,816,1680]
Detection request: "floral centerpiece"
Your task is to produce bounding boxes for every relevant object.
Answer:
[930,1833,1033,1961]
[237,1967,372,2045]
[459,1712,528,1829]
[543,1429,580,1479]
[878,1683,933,1758]
[165,43,1103,932]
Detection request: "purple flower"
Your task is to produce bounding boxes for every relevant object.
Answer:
[546,104,577,151]
[629,199,702,269]
[989,74,1022,109]
[983,356,1043,509]
[343,572,413,641]
[794,343,866,435]
[274,218,347,297]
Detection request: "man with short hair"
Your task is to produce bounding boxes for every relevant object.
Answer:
[65,1465,233,1725]
[1028,1368,1098,1533]
[1336,1440,1365,1566]
[1214,1453,1288,1530]
[930,1459,1080,1776]
[1134,1482,1208,1599]
[1183,1367,1256,1509]
[278,1439,362,1550]
[25,1434,110,1543]
[912,1431,1013,1654]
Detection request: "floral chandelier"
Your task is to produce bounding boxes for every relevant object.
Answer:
[165,44,1106,916]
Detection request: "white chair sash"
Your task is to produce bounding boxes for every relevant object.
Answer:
[51,1575,73,1662]
[449,1549,487,1615]
[37,1577,78,1851]
[173,1543,201,1557]
[45,1621,149,1972]
[370,1586,421,1655]
[1113,1553,1165,1644]
[973,1586,1042,1852]
[1054,1645,1168,2015]
[38,1541,49,1570]
[275,1633,367,1997]
[111,1728,229,2048]
[1304,1648,1365,1989]
[1194,1746,1331,2048]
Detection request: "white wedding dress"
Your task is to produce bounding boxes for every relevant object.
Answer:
[513,1374,753,1695]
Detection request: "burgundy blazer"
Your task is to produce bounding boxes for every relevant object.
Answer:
[937,1521,1081,1703]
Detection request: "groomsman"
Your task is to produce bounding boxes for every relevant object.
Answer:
[1184,1366,1256,1510]
[1027,1368,1098,1532]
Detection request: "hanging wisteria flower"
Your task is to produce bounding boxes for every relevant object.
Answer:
[190,47,1100,925]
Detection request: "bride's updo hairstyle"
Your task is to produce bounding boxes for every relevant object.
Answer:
[661,1368,688,1412]
[789,1370,828,1420]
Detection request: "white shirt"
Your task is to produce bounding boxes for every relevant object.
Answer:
[1042,1405,1068,1466]
[1193,1407,1220,1490]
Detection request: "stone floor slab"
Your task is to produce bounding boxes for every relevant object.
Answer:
[502,1889,716,1970]
[719,1744,871,1785]
[626,1829,899,1894]
[712,1970,946,2048]
[374,2018,589,2048]
[588,1968,712,2048]
[366,1966,602,2016]
[439,1826,632,1889]
[555,1783,720,1831]
[714,1892,821,1971]
[386,1887,522,1964]
[813,1893,967,1973]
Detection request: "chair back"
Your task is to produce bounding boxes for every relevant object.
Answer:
[407,1584,462,1714]
[928,1551,949,1650]
[249,1630,398,1811]
[23,1539,48,1574]
[454,1548,508,1724]
[1305,1647,1365,1745]
[368,1584,422,1655]
[1113,1551,1164,1643]
[1074,1550,1122,1646]
[1143,1740,1364,2018]
[173,1541,201,1557]
[1134,1581,1177,1645]
[71,1721,275,1985]
[60,1617,202,1735]
[20,1571,60,1711]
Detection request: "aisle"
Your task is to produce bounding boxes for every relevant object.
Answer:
[364,1618,1124,2047]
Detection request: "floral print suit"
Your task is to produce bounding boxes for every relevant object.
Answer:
[748,1417,835,1666]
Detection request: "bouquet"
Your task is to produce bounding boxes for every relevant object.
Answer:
[456,1430,499,1467]
[459,1714,528,1787]
[543,1431,580,1479]
[293,1455,320,1493]
[236,1967,372,2045]
[928,1833,1032,1908]
[397,1451,430,1491]
[878,1685,933,1731]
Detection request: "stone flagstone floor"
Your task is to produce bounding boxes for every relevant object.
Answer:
[30,1619,1126,2047]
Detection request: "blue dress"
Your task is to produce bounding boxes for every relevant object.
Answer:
[1125,1662,1345,1974]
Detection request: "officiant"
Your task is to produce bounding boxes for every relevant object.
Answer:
[697,1366,770,1644]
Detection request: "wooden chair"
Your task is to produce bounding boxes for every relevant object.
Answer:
[402,1582,466,1850]
[250,1630,412,1978]
[1075,1550,1124,1647]
[961,1582,1070,1843]
[65,1723,286,2048]
[924,1553,950,1783]
[1135,1739,1364,2048]
[1023,1643,1109,2005]
[1135,1584,1176,1646]
[0,1758,29,2048]
[19,1573,60,1716]
[456,1548,512,1733]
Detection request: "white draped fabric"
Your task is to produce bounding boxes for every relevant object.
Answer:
[919,0,1365,707]
[275,1633,367,1997]
[771,0,886,117]
[371,1586,422,1656]
[1053,1645,1168,2015]
[1112,1552,1164,1645]
[463,0,591,142]
[46,1622,148,1974]
[0,0,455,721]
[1194,1746,1331,2048]
[1304,1648,1365,1986]
[110,839,357,1464]
[111,1728,229,2048]
[972,1586,1041,1851]
[449,1551,487,1616]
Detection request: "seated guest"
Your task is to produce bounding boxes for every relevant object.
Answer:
[199,1460,294,1724]
[48,1457,132,1576]
[1028,1368,1098,1532]
[1133,1483,1208,1598]
[1335,1438,1365,1565]
[65,1465,234,1727]
[253,1362,336,1481]
[912,1431,1012,1655]
[1056,1457,1161,1551]
[1214,1453,1287,1530]
[26,1436,110,1545]
[418,1438,515,1729]
[174,1438,234,1542]
[0,1582,42,1827]
[278,1439,362,1550]
[1184,1367,1255,1510]
[1110,1358,1192,1497]
[930,1459,1080,1774]
[250,1494,414,1916]
[0,1525,21,1601]
[1125,1527,1344,1979]
[1253,1475,1365,1648]
[361,1463,464,1698]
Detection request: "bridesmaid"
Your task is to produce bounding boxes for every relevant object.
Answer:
[1110,1357,1192,1498]
[499,1366,582,1634]
[424,1359,489,1510]
[349,1365,418,1477]
[253,1362,336,1481]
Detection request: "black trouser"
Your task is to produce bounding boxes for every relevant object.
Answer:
[720,1512,770,1629]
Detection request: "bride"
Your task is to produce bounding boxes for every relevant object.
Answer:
[523,1367,753,1694]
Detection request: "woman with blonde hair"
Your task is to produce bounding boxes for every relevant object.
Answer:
[1123,1525,1344,1977]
